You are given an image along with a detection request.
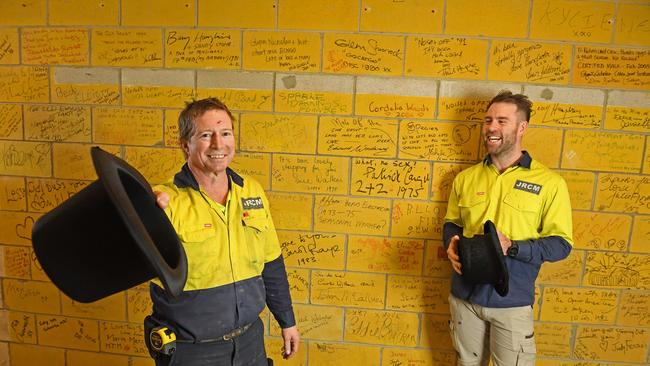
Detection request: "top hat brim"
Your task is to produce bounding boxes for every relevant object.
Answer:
[32,147,187,303]
[484,220,509,297]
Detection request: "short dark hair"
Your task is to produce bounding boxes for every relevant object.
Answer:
[178,97,235,146]
[486,90,532,122]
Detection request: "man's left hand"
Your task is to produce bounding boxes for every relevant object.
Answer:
[496,228,512,255]
[281,326,300,359]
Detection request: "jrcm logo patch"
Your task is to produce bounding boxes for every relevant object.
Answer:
[242,197,264,209]
[513,180,542,195]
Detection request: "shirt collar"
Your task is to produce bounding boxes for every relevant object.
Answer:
[483,150,532,169]
[173,163,244,190]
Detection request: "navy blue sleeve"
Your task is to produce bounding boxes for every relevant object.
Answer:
[262,255,296,328]
[443,222,463,250]
[513,236,572,265]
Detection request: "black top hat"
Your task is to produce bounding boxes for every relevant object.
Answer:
[32,147,187,303]
[458,220,509,297]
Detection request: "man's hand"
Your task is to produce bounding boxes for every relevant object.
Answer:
[446,235,462,275]
[281,326,300,359]
[496,228,512,255]
[155,191,170,210]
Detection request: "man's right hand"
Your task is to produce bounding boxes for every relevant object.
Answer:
[155,191,170,210]
[446,235,462,275]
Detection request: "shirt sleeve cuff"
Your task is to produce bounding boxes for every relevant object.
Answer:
[272,309,296,329]
[515,240,532,262]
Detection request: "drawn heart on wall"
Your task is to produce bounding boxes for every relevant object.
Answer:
[15,216,34,241]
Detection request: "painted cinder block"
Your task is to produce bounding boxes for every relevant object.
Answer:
[557,170,595,210]
[562,130,645,173]
[0,176,26,211]
[537,249,584,286]
[595,173,650,214]
[386,275,450,313]
[438,80,521,122]
[391,200,447,239]
[574,326,649,362]
[199,0,276,28]
[540,286,618,324]
[360,0,443,34]
[0,28,19,64]
[51,66,120,105]
[308,341,381,365]
[0,211,41,246]
[0,140,52,177]
[21,28,89,65]
[631,215,650,253]
[9,343,64,366]
[0,0,47,25]
[52,143,121,180]
[62,292,126,322]
[197,71,274,112]
[243,31,321,73]
[525,85,604,129]
[92,107,163,145]
[534,322,573,358]
[347,236,424,275]
[49,0,118,25]
[165,29,241,69]
[126,289,152,324]
[489,41,571,84]
[310,270,386,309]
[270,303,343,340]
[122,69,194,108]
[573,46,650,90]
[26,177,90,213]
[616,3,650,46]
[229,152,272,190]
[530,0,615,43]
[100,321,148,356]
[355,77,437,119]
[318,116,398,158]
[323,33,404,76]
[351,158,431,200]
[314,195,391,235]
[446,0,529,38]
[275,73,354,115]
[123,147,185,185]
[272,154,348,194]
[344,308,419,346]
[2,245,31,279]
[67,350,129,366]
[278,0,358,31]
[382,347,456,366]
[0,66,49,103]
[584,252,650,289]
[266,191,313,231]
[37,314,100,351]
[285,268,309,302]
[406,37,487,80]
[91,29,163,68]
[121,0,195,26]
[605,90,650,133]
[239,113,317,153]
[278,231,345,270]
[3,279,60,314]
[24,104,91,142]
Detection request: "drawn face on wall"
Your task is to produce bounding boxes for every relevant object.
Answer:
[482,102,527,161]
[182,109,235,178]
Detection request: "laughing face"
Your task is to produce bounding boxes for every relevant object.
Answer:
[482,102,527,161]
[182,109,235,179]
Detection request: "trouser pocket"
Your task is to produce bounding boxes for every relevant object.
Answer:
[515,335,536,366]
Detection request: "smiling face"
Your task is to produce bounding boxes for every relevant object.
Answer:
[182,109,235,179]
[482,102,527,162]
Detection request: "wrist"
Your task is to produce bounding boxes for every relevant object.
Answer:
[507,241,519,258]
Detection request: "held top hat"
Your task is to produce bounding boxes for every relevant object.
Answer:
[32,147,187,303]
[458,220,509,297]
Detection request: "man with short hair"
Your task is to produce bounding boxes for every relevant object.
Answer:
[443,90,573,365]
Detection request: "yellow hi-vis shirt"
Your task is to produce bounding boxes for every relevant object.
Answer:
[445,155,573,245]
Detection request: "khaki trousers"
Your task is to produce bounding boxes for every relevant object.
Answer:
[448,295,536,366]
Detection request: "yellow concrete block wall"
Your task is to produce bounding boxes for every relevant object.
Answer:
[0,0,648,365]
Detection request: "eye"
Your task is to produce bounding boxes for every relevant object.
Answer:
[222,130,233,137]
[200,132,212,139]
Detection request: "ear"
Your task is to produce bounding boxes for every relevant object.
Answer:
[180,139,190,156]
[518,120,528,135]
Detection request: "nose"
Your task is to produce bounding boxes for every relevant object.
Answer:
[210,133,223,148]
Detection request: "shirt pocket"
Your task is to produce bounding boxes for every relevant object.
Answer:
[458,196,487,228]
[242,211,270,268]
[502,192,542,230]
[178,226,218,279]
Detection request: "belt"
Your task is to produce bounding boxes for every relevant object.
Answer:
[177,322,253,344]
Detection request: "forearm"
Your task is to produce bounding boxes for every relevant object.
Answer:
[511,236,572,265]
[443,222,463,249]
[262,255,296,328]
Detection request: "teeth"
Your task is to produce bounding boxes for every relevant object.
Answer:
[488,136,501,141]
[208,154,225,158]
